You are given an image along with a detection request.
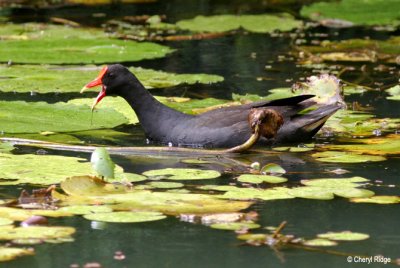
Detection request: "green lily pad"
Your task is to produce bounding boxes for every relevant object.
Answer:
[0,153,92,185]
[237,174,287,184]
[0,23,173,64]
[301,0,400,26]
[0,225,75,240]
[301,177,369,188]
[273,146,314,152]
[58,205,113,215]
[311,151,386,163]
[0,218,13,226]
[261,163,286,175]
[210,222,260,231]
[327,134,400,156]
[303,238,338,247]
[0,65,223,94]
[176,14,302,33]
[147,181,184,189]
[61,176,252,215]
[0,247,34,262]
[0,100,128,134]
[350,196,400,204]
[386,85,400,101]
[236,233,268,242]
[290,176,374,200]
[142,168,221,181]
[0,207,73,221]
[122,173,148,182]
[317,231,369,241]
[83,211,167,223]
[298,37,400,64]
[201,185,294,201]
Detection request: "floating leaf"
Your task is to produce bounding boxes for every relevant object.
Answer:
[91,148,115,180]
[58,205,113,215]
[0,153,92,185]
[181,159,212,164]
[301,0,400,26]
[289,187,335,200]
[0,247,34,262]
[0,218,13,226]
[317,231,369,241]
[176,14,302,33]
[301,177,369,188]
[210,222,260,231]
[325,135,400,156]
[303,238,338,247]
[142,168,221,181]
[201,185,294,201]
[0,23,173,64]
[261,163,286,174]
[83,211,167,223]
[298,37,400,64]
[0,225,75,240]
[237,174,287,184]
[386,85,400,101]
[0,142,14,154]
[237,233,268,242]
[146,181,184,189]
[61,176,252,215]
[0,65,223,94]
[0,100,128,134]
[350,196,400,204]
[312,151,386,163]
[273,146,314,152]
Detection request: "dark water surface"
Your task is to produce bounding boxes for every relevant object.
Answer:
[1,1,400,267]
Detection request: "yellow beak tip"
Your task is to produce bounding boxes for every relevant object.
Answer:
[80,86,89,94]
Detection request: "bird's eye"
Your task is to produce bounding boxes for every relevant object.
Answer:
[108,72,115,78]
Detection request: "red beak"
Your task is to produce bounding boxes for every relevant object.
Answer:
[80,66,108,110]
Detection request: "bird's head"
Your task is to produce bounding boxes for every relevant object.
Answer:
[81,64,131,110]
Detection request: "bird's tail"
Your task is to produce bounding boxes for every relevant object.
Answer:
[275,104,342,143]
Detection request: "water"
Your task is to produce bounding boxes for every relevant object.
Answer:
[1,1,400,267]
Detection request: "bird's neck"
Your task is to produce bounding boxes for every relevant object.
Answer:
[118,78,192,141]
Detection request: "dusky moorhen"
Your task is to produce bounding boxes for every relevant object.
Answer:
[81,64,341,148]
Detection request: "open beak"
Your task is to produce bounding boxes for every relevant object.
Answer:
[81,66,108,111]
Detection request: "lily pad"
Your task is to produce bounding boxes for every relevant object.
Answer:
[261,163,286,175]
[0,225,75,240]
[83,211,167,223]
[317,231,369,241]
[386,85,400,101]
[0,23,173,64]
[289,186,374,200]
[302,238,338,247]
[311,151,386,163]
[350,196,400,204]
[0,247,34,262]
[0,153,92,185]
[301,177,369,188]
[237,174,287,184]
[273,146,314,152]
[147,181,184,189]
[325,134,400,155]
[0,65,223,94]
[61,176,252,215]
[0,207,72,221]
[0,218,13,226]
[301,0,400,26]
[176,14,302,33]
[298,37,400,64]
[201,185,294,201]
[58,205,113,215]
[142,168,221,181]
[0,100,129,134]
[210,222,260,231]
